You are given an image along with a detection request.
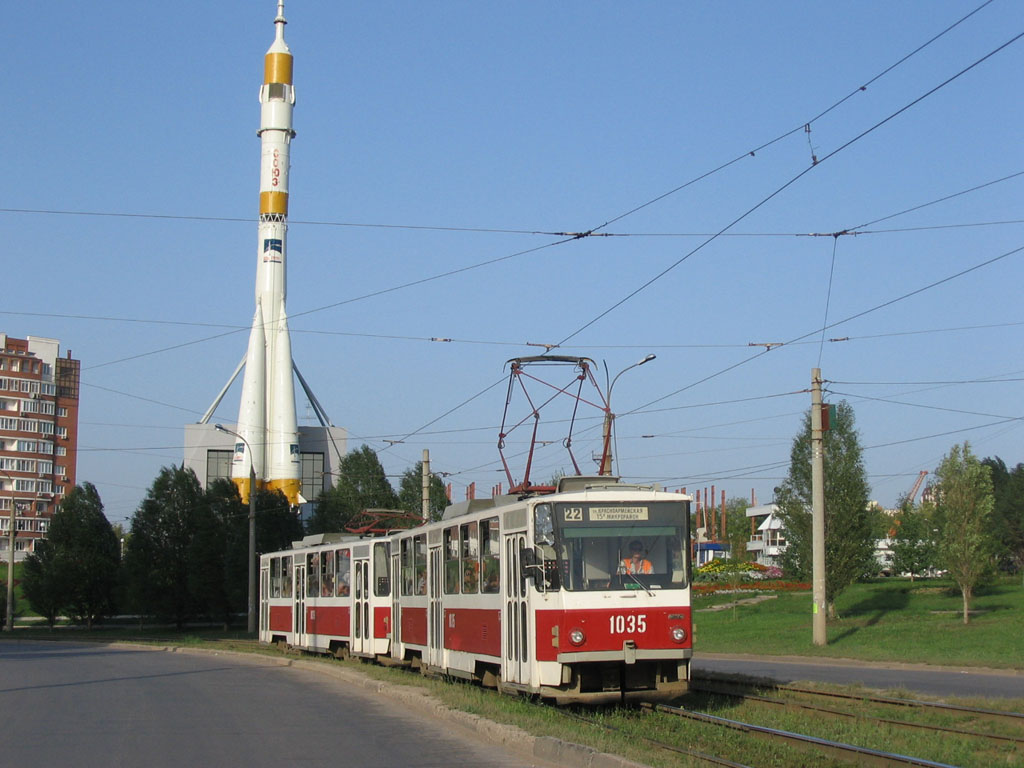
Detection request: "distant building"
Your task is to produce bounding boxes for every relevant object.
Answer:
[745,503,786,567]
[745,501,895,574]
[0,334,80,560]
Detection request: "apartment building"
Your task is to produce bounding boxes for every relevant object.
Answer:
[0,334,80,560]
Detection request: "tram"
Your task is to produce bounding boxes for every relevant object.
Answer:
[260,475,692,703]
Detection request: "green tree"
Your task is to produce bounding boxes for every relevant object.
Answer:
[51,483,121,628]
[983,457,1024,574]
[776,401,875,617]
[22,483,120,628]
[397,461,450,522]
[306,446,398,534]
[188,479,235,628]
[934,443,997,624]
[722,497,751,562]
[124,465,208,627]
[186,481,303,630]
[890,500,938,581]
[21,540,66,629]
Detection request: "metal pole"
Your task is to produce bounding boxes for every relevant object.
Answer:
[2,469,15,632]
[421,449,430,522]
[248,461,257,635]
[5,502,14,632]
[215,424,258,636]
[811,368,827,646]
[600,355,656,476]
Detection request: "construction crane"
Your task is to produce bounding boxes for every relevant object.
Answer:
[907,470,928,504]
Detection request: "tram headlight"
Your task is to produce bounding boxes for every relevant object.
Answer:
[568,628,586,646]
[670,626,687,644]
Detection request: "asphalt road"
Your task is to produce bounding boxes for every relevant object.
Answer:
[0,641,550,768]
[693,653,1024,700]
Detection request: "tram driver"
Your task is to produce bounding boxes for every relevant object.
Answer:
[622,540,653,575]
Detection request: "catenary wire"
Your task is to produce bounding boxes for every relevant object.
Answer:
[552,30,1024,350]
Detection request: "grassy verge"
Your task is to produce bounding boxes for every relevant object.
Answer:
[693,575,1024,668]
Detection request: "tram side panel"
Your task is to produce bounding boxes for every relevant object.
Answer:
[298,545,354,653]
[439,517,502,679]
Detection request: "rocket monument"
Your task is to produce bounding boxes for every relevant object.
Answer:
[233,0,300,505]
[188,1,345,505]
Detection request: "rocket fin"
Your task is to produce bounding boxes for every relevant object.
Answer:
[234,301,268,501]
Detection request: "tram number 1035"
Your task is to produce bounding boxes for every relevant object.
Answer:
[609,614,647,634]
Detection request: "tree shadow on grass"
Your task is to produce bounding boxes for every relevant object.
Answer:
[829,585,911,644]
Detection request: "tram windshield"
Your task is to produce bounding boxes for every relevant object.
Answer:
[533,501,689,591]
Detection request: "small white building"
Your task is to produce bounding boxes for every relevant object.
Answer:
[744,501,895,573]
[745,503,786,567]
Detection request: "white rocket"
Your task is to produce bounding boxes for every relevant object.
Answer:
[232,0,301,505]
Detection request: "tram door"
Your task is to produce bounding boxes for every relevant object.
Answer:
[502,533,529,685]
[259,565,269,637]
[293,560,306,648]
[352,546,371,656]
[390,551,401,656]
[427,546,443,669]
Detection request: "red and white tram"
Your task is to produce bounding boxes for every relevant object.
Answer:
[260,476,693,703]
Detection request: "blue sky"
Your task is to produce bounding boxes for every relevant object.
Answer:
[3,1,1022,524]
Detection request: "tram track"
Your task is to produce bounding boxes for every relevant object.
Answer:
[642,701,959,768]
[691,677,1024,747]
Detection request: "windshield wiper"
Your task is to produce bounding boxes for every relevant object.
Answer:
[620,567,655,597]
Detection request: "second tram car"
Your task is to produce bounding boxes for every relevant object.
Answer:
[260,476,693,703]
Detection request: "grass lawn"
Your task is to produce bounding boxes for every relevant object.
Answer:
[694,575,1024,669]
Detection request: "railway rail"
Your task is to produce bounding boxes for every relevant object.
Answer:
[691,677,1024,746]
[643,702,960,768]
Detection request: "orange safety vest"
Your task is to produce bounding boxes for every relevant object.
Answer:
[622,557,652,574]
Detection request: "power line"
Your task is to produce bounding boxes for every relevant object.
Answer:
[827,389,1022,421]
[830,377,1024,386]
[847,170,1024,232]
[817,235,840,368]
[553,30,1024,350]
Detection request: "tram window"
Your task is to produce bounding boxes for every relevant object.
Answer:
[374,542,390,596]
[443,527,460,594]
[481,517,500,593]
[271,558,281,598]
[323,549,334,597]
[283,556,293,597]
[461,521,479,594]
[307,552,320,598]
[414,535,427,596]
[400,538,414,596]
[336,549,350,597]
[532,504,560,592]
[534,503,554,545]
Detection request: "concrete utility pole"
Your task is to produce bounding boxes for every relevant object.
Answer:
[421,449,430,522]
[811,368,827,646]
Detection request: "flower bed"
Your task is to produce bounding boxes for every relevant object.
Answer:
[693,580,810,595]
[695,559,783,581]
[692,559,807,594]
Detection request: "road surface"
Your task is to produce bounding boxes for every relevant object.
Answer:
[0,641,555,768]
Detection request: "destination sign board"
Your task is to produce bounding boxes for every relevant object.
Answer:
[589,506,649,521]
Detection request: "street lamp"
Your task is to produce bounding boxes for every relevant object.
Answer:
[599,354,656,476]
[215,424,258,635]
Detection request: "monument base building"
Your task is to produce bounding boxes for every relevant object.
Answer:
[183,423,346,508]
